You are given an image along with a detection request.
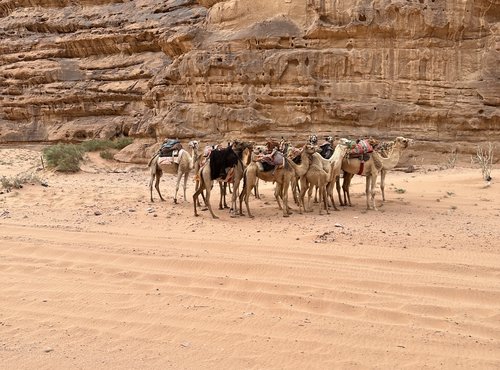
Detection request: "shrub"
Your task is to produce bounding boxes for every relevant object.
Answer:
[100,149,114,160]
[42,137,133,172]
[1,172,41,190]
[43,143,83,172]
[471,142,495,181]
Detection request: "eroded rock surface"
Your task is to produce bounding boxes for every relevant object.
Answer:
[1,0,498,156]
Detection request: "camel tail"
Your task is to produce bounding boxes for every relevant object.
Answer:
[147,152,159,168]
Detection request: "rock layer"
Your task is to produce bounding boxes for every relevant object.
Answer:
[0,0,498,154]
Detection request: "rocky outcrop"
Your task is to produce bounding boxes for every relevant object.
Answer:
[0,0,498,155]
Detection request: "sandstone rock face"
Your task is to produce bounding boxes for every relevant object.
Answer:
[1,0,498,155]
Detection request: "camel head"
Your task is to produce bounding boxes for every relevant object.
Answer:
[394,137,410,149]
[188,140,199,150]
[308,134,318,145]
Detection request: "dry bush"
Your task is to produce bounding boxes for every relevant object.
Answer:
[471,142,495,181]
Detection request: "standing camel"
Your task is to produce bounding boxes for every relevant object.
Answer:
[239,152,295,218]
[340,137,410,210]
[193,143,243,219]
[378,138,412,201]
[148,141,199,203]
[289,141,349,214]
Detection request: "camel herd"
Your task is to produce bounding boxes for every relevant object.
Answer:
[148,136,412,218]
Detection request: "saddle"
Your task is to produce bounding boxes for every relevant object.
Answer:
[159,139,182,157]
[346,139,375,159]
[257,150,285,172]
[319,142,334,159]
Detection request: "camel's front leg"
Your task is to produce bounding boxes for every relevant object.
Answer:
[174,171,183,204]
[182,172,189,202]
[274,183,283,210]
[380,169,386,202]
[370,174,378,210]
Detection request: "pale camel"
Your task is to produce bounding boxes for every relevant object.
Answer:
[378,138,412,201]
[148,141,199,203]
[340,137,410,210]
[292,142,349,214]
[239,153,295,218]
[284,144,319,213]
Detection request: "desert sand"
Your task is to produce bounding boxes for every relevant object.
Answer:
[1,145,499,369]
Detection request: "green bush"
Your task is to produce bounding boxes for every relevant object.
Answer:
[43,137,133,172]
[43,143,83,172]
[113,137,133,149]
[100,149,114,160]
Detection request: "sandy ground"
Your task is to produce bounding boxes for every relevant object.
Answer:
[1,145,499,369]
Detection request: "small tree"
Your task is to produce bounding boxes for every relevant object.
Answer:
[472,142,495,181]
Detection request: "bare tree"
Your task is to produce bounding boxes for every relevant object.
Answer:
[472,142,495,181]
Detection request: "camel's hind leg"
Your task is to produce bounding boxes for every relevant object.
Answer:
[240,171,255,218]
[150,165,165,202]
[342,173,353,207]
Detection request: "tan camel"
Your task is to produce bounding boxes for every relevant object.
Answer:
[340,137,410,210]
[148,141,199,203]
[378,138,412,201]
[239,152,295,218]
[290,140,348,214]
[284,144,319,213]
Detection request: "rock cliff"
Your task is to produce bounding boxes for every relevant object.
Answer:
[1,0,498,154]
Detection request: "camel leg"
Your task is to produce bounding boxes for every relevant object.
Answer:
[154,168,165,202]
[335,177,343,206]
[380,169,386,202]
[193,181,205,217]
[254,178,260,199]
[342,173,353,207]
[182,172,189,202]
[307,184,312,212]
[231,169,243,215]
[274,183,288,217]
[274,184,283,210]
[322,185,329,215]
[204,181,218,219]
[365,176,372,210]
[219,182,224,210]
[174,171,183,204]
[314,185,319,203]
[282,177,292,217]
[370,174,378,211]
[298,177,308,214]
[240,173,254,218]
[327,181,339,211]
[149,170,156,202]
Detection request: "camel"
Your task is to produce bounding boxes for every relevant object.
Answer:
[228,141,253,215]
[148,140,199,203]
[288,141,349,214]
[283,144,318,213]
[378,138,412,201]
[193,142,248,219]
[239,150,296,218]
[340,136,410,210]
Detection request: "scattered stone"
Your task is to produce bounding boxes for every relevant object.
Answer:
[334,223,344,228]
[41,181,49,187]
[180,342,190,348]
[43,347,54,353]
[315,231,335,243]
[94,210,102,216]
